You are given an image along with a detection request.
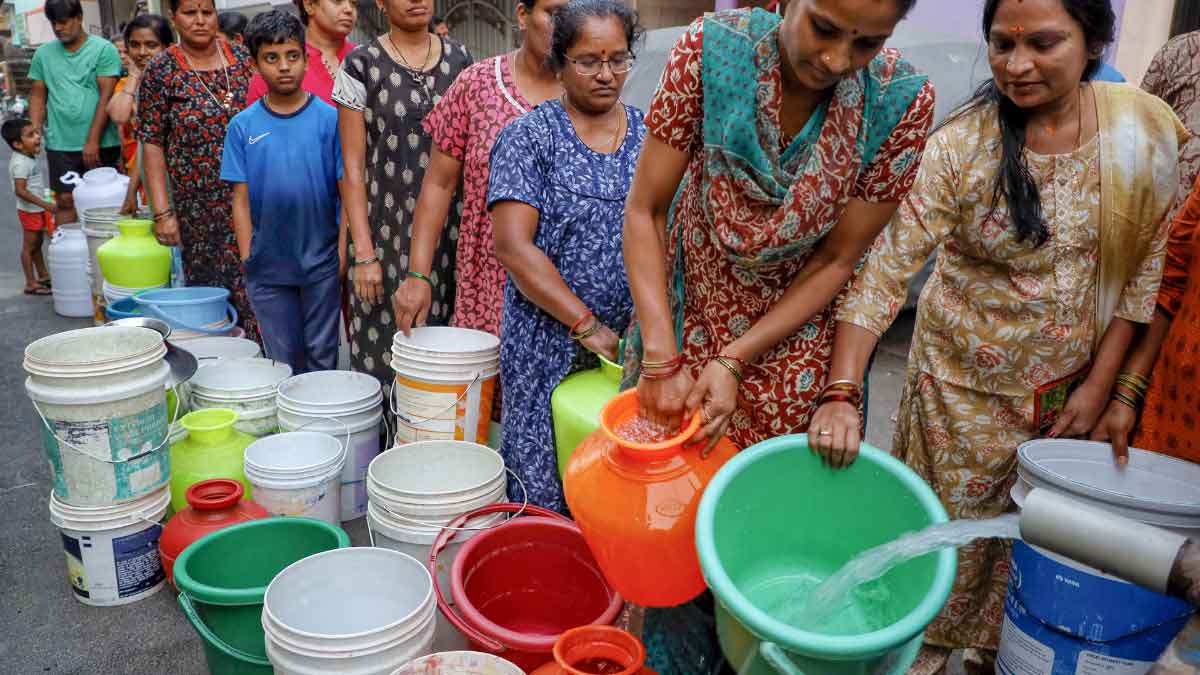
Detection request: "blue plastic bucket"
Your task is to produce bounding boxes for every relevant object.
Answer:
[1001,440,1200,674]
[133,287,237,335]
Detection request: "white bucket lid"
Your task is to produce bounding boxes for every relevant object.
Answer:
[189,358,292,399]
[172,337,261,364]
[49,485,171,531]
[24,326,165,377]
[1016,439,1200,530]
[263,547,434,642]
[276,371,382,412]
[389,348,500,369]
[245,431,345,476]
[366,441,504,503]
[391,326,499,357]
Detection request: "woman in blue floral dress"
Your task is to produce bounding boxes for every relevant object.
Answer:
[487,0,645,511]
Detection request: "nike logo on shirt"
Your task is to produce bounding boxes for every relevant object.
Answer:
[248,132,271,145]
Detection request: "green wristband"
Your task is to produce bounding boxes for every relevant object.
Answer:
[407,271,432,286]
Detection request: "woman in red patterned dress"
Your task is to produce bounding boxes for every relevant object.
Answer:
[392,0,567,338]
[624,0,933,454]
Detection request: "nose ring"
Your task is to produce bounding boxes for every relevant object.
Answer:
[822,54,831,63]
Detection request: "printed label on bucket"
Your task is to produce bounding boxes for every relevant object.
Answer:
[41,402,170,503]
[392,376,494,444]
[60,524,164,605]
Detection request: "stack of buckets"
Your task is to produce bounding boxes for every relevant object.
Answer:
[24,326,173,606]
[390,327,500,445]
[365,440,508,651]
[187,358,293,436]
[276,371,384,521]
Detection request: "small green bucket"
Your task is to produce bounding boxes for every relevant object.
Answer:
[696,436,956,674]
[173,517,350,674]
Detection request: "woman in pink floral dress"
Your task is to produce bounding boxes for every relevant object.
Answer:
[393,0,567,337]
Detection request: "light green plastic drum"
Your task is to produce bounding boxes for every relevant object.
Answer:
[551,355,622,478]
[696,436,956,675]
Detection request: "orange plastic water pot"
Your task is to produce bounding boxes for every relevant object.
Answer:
[531,625,657,675]
[159,479,270,587]
[563,389,738,608]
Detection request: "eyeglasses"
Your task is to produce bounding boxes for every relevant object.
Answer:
[566,54,635,76]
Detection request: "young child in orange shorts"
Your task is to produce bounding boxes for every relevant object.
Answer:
[4,118,56,295]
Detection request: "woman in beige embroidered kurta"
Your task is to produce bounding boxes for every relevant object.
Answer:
[830,97,1167,651]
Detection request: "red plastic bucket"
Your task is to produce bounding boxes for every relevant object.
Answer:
[430,503,623,672]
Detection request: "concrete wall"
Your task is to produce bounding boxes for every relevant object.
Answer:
[1113,0,1175,85]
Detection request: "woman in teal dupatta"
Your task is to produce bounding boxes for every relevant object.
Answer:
[621,0,935,671]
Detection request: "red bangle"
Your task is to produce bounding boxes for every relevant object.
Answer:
[819,392,859,406]
[569,312,594,336]
[640,360,683,380]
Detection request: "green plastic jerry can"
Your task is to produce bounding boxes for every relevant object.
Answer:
[551,355,623,478]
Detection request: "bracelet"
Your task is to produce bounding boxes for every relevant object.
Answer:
[819,391,859,406]
[713,356,743,383]
[642,355,682,369]
[718,353,748,370]
[823,379,862,391]
[640,361,683,380]
[152,208,173,221]
[406,270,432,286]
[1115,372,1149,397]
[572,321,601,342]
[353,255,378,266]
[1111,390,1142,413]
[569,312,594,336]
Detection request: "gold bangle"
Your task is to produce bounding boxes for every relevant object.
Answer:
[713,356,743,383]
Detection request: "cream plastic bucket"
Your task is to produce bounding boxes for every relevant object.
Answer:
[188,358,291,436]
[263,548,437,675]
[244,431,346,525]
[277,371,384,521]
[49,485,170,606]
[390,327,499,445]
[25,326,172,506]
[391,652,524,675]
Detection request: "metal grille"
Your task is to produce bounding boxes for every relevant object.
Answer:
[352,0,518,60]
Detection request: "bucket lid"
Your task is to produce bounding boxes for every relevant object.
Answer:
[188,358,292,398]
[276,371,382,411]
[366,441,504,501]
[49,486,171,531]
[245,431,344,476]
[1016,440,1200,529]
[392,326,499,357]
[24,326,165,376]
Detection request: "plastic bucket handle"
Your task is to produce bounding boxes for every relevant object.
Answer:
[759,642,804,675]
[292,416,352,465]
[428,502,571,652]
[135,291,239,336]
[29,381,181,464]
[60,170,82,186]
[177,592,272,668]
[389,370,484,427]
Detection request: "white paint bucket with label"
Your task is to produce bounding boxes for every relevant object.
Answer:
[188,358,292,436]
[277,371,383,522]
[390,327,499,445]
[49,484,170,606]
[25,326,172,506]
[244,431,346,525]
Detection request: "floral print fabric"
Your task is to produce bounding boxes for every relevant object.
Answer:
[424,54,531,337]
[332,37,472,387]
[487,101,645,511]
[839,103,1165,649]
[1142,31,1200,220]
[136,42,257,338]
[634,10,934,450]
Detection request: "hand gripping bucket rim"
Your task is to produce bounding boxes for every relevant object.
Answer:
[366,440,505,501]
[433,502,624,654]
[263,547,435,643]
[695,436,956,658]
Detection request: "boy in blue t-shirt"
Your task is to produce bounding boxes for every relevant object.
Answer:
[221,10,344,373]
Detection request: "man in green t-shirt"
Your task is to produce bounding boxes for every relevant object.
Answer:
[29,0,122,225]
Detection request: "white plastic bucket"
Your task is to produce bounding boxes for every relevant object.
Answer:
[390,327,499,445]
[244,431,345,525]
[188,358,291,436]
[1001,440,1200,674]
[48,485,169,606]
[277,371,384,522]
[82,207,124,297]
[24,326,172,506]
[171,336,261,365]
[263,548,436,675]
[392,652,524,675]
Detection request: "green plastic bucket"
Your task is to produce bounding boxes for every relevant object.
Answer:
[173,517,350,674]
[696,436,956,674]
